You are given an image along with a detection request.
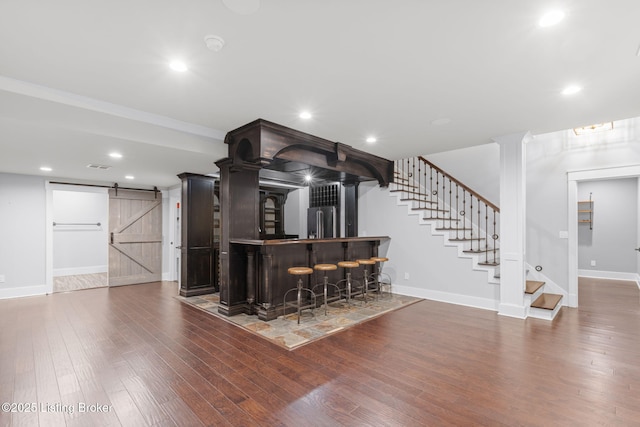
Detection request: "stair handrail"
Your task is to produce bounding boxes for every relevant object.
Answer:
[394,156,500,267]
[417,156,499,213]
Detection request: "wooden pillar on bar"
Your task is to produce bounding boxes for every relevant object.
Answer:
[216,158,261,317]
[494,132,530,318]
[344,181,359,237]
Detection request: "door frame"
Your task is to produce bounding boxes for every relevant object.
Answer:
[169,194,181,285]
[45,182,109,294]
[567,164,640,307]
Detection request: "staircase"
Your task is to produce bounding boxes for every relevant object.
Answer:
[392,156,563,320]
[526,279,563,320]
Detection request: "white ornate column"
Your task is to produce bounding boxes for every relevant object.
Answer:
[494,132,530,318]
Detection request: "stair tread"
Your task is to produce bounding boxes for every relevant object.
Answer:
[390,186,418,192]
[463,248,499,254]
[400,198,437,203]
[412,207,449,212]
[449,237,485,241]
[478,261,500,266]
[525,280,545,294]
[531,293,562,310]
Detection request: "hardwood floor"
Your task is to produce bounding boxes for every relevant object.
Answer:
[1,277,639,426]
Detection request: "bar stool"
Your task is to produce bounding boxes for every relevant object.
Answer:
[356,258,377,302]
[312,263,341,316]
[336,261,361,307]
[283,267,316,324]
[370,256,392,298]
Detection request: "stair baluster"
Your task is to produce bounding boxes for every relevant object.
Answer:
[393,156,500,267]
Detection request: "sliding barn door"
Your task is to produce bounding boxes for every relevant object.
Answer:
[109,189,162,286]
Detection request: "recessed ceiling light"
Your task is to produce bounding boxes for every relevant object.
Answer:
[299,111,312,120]
[40,166,52,172]
[539,10,565,27]
[304,174,312,182]
[125,175,135,180]
[109,152,123,159]
[169,61,188,72]
[561,85,582,95]
[366,136,377,144]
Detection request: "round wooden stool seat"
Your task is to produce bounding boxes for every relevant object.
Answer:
[338,261,359,269]
[371,257,389,263]
[356,258,376,265]
[287,266,314,275]
[314,263,337,271]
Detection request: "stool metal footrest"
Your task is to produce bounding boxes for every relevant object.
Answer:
[312,282,342,316]
[283,287,316,324]
[335,277,363,307]
[368,272,392,298]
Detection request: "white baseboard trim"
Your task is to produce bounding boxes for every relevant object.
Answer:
[498,303,527,319]
[568,293,578,307]
[53,265,108,277]
[393,284,499,311]
[578,269,640,284]
[0,284,48,300]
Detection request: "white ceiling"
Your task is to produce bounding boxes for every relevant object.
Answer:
[1,0,640,188]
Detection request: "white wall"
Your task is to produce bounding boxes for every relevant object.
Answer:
[427,143,500,206]
[527,117,640,292]
[358,181,499,310]
[52,188,108,276]
[284,186,309,238]
[1,172,173,299]
[577,178,637,273]
[0,173,47,298]
[284,188,302,237]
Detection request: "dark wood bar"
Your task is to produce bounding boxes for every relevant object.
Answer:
[229,236,389,321]
[212,119,394,319]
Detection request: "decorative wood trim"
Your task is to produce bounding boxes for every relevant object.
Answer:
[224,119,394,187]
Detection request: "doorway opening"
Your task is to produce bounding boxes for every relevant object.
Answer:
[567,165,640,306]
[51,185,109,292]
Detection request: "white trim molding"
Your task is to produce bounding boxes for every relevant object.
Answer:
[578,269,640,284]
[0,285,48,300]
[393,285,499,312]
[567,164,640,307]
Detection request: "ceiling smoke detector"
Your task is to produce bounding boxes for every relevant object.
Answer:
[204,35,225,52]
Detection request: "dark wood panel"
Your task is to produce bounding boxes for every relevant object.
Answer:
[179,173,218,297]
[229,237,384,320]
[3,278,640,425]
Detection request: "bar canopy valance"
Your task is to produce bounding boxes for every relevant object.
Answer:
[220,119,394,187]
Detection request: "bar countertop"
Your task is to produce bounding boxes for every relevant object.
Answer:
[230,236,390,246]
